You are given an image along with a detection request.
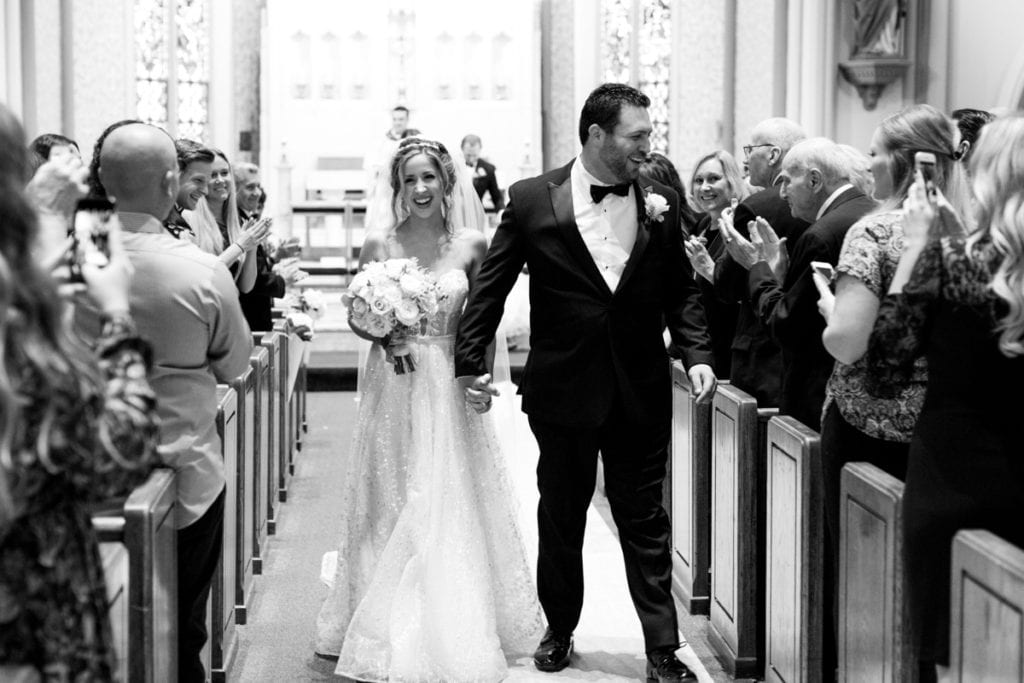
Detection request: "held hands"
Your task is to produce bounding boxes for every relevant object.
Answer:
[459,373,500,414]
[687,364,717,404]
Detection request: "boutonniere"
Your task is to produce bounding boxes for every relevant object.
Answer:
[643,190,669,225]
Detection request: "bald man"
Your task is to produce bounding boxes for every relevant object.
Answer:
[713,117,810,407]
[96,122,252,683]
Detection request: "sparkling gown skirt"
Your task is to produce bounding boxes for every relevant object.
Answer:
[315,335,543,682]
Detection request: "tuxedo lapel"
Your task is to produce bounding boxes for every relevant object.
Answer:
[615,182,653,294]
[547,175,614,297]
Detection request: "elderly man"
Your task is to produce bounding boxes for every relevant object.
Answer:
[721,137,877,681]
[714,117,809,407]
[96,123,252,683]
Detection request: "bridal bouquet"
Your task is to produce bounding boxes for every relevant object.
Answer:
[342,258,438,374]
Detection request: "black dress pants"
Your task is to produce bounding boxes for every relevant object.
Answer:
[820,404,908,679]
[177,488,225,683]
[528,406,678,653]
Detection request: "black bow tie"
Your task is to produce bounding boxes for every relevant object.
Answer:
[590,183,630,203]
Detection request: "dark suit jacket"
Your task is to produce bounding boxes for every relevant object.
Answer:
[238,244,286,331]
[713,186,808,407]
[470,159,505,210]
[747,187,876,430]
[455,161,714,428]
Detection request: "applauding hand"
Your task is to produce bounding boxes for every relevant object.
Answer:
[237,217,273,252]
[684,236,715,282]
[748,217,788,280]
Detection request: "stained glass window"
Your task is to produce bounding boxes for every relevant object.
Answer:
[600,0,671,153]
[135,0,209,140]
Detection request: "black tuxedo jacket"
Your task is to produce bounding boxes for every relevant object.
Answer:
[746,187,876,430]
[470,159,505,210]
[713,186,808,406]
[455,161,714,428]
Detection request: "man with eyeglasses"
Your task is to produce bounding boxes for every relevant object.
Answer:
[711,117,809,408]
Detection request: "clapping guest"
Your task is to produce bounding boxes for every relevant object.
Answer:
[0,104,159,682]
[185,149,273,293]
[867,114,1024,683]
[461,134,505,210]
[715,118,809,405]
[165,139,213,239]
[677,150,748,375]
[234,163,304,331]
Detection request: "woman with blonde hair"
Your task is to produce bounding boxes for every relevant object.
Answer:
[865,113,1024,682]
[185,148,272,293]
[682,150,749,376]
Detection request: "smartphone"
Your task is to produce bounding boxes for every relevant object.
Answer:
[68,196,114,281]
[810,260,836,283]
[914,151,937,197]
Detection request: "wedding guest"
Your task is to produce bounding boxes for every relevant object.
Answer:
[951,107,995,167]
[461,134,505,210]
[722,137,876,679]
[716,118,808,405]
[165,139,214,239]
[185,149,273,293]
[234,163,303,331]
[28,132,80,173]
[813,108,971,659]
[95,122,253,683]
[365,105,421,194]
[867,114,1024,683]
[0,103,159,682]
[677,150,748,375]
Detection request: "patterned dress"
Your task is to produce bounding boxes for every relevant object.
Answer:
[825,210,927,440]
[0,315,159,681]
[867,234,1024,664]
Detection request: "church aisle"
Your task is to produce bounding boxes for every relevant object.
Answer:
[230,391,719,682]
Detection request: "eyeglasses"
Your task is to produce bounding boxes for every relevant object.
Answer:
[743,143,776,158]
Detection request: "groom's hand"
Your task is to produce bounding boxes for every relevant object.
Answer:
[458,373,500,414]
[687,364,717,404]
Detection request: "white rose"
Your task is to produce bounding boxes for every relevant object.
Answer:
[399,273,426,297]
[369,295,393,315]
[394,299,421,327]
[384,258,410,279]
[377,282,403,306]
[644,192,669,222]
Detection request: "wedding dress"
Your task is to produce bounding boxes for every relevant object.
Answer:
[315,267,543,682]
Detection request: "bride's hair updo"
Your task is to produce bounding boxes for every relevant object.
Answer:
[388,137,458,232]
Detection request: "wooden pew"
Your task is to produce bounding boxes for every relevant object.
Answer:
[228,366,257,624]
[209,386,239,682]
[92,468,178,683]
[249,346,271,572]
[99,541,130,682]
[669,360,713,615]
[708,384,777,677]
[838,462,909,682]
[272,321,292,502]
[764,416,823,683]
[253,331,282,534]
[949,529,1024,682]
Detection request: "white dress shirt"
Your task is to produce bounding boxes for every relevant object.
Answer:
[570,157,638,292]
[815,183,854,221]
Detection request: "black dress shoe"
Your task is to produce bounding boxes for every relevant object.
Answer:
[646,650,697,682]
[533,627,573,672]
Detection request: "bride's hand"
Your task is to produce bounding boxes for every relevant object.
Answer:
[458,373,500,413]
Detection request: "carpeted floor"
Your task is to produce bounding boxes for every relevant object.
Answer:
[229,392,739,682]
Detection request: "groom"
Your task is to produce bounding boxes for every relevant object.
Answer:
[455,83,716,682]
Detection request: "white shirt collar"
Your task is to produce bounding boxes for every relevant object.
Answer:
[816,183,854,221]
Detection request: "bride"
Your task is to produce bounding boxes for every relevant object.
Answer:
[314,137,543,681]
